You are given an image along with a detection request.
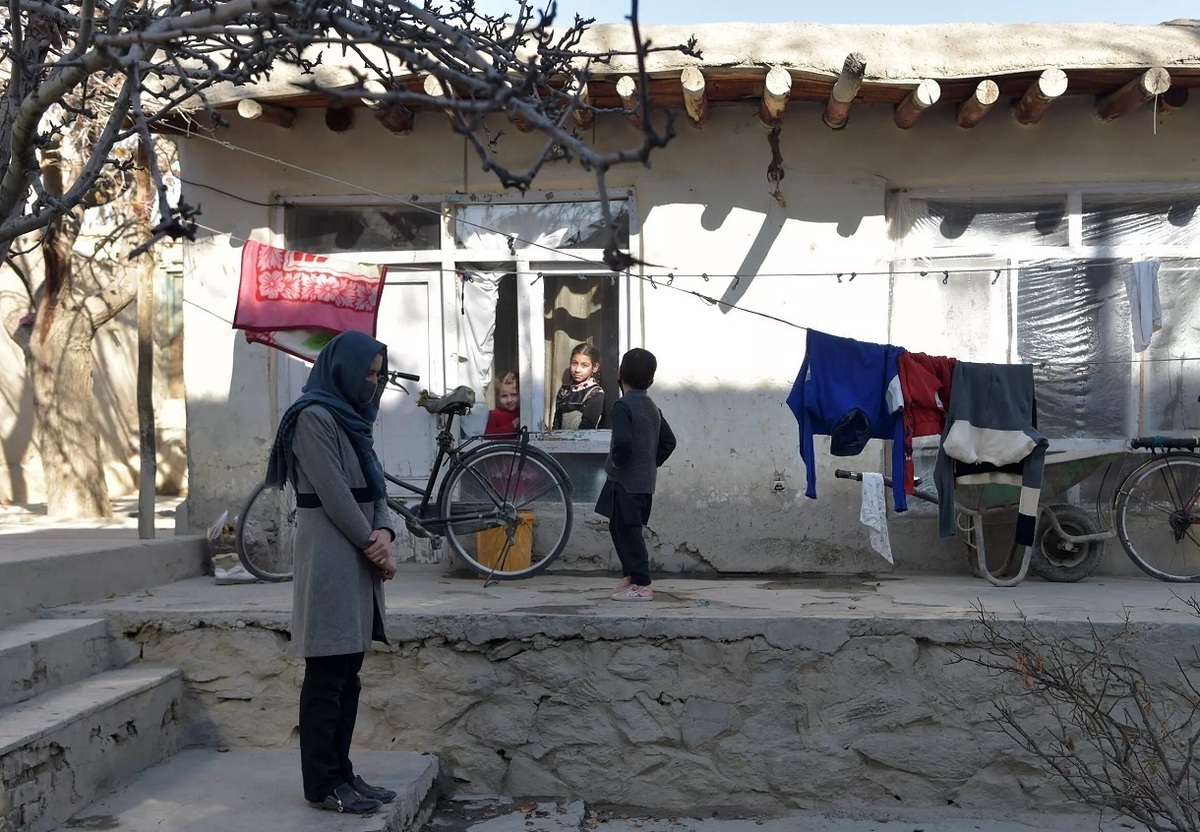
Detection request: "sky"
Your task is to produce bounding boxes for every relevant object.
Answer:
[471,0,1194,25]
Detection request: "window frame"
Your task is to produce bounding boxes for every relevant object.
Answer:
[274,188,640,459]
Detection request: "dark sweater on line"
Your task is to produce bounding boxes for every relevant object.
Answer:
[604,389,676,495]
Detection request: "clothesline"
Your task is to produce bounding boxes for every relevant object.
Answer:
[170,129,1192,371]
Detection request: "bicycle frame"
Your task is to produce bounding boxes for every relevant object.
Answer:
[382,408,532,538]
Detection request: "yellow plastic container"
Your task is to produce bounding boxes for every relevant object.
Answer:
[476,510,534,571]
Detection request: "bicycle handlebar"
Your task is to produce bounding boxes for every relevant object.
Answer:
[386,369,421,383]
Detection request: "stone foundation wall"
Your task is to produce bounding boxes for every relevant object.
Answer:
[119,614,1200,816]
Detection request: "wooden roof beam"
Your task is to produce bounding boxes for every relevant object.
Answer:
[423,74,455,121]
[956,79,999,128]
[759,66,793,127]
[1095,67,1171,121]
[823,53,866,130]
[360,80,414,135]
[324,106,354,133]
[1014,69,1068,125]
[1158,84,1190,117]
[236,99,296,129]
[681,66,709,128]
[894,79,940,129]
[569,80,593,130]
[615,75,642,129]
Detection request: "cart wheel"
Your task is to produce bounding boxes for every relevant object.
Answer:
[1029,503,1105,583]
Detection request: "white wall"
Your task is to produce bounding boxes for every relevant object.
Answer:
[179,95,1200,573]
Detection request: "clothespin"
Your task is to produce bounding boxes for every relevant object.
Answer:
[666,273,675,286]
[732,276,740,290]
[836,273,843,283]
[992,269,1002,285]
[506,236,516,255]
[532,272,543,285]
[648,275,657,290]
[941,271,949,285]
[849,272,857,282]
[701,273,709,282]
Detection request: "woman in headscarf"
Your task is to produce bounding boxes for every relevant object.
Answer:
[264,330,398,814]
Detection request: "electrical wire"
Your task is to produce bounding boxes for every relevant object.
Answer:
[161,125,1200,370]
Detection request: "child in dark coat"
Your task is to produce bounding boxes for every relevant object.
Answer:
[594,348,676,601]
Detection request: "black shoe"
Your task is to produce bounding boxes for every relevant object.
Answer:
[310,782,382,814]
[351,775,397,804]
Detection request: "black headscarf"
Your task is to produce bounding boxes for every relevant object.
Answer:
[265,330,388,500]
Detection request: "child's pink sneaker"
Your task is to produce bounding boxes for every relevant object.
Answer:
[612,584,653,601]
[615,576,632,592]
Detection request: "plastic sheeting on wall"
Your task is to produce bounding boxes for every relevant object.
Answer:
[893,192,1200,440]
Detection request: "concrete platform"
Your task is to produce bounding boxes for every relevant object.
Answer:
[55,747,439,832]
[43,567,1200,822]
[46,564,1200,633]
[0,497,206,625]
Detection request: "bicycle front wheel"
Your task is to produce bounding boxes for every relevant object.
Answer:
[438,444,573,579]
[1114,455,1200,582]
[236,480,297,582]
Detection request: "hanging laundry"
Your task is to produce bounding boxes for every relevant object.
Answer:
[897,351,956,495]
[859,472,894,564]
[934,362,1047,547]
[1124,258,1162,353]
[787,329,907,511]
[233,240,386,361]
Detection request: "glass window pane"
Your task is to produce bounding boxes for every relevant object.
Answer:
[1082,195,1200,247]
[456,201,628,250]
[544,275,619,430]
[901,198,1068,248]
[551,453,607,503]
[286,205,441,253]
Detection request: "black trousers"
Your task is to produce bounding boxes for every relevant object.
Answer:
[299,651,365,802]
[608,485,654,587]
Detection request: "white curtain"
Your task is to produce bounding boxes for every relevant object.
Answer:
[456,211,571,435]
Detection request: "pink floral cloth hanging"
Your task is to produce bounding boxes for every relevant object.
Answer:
[233,240,385,360]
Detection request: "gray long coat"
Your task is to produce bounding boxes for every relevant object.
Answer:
[290,405,396,658]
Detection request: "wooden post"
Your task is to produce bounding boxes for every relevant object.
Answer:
[759,66,792,127]
[1095,67,1171,122]
[615,75,641,129]
[822,53,866,130]
[569,80,593,130]
[956,79,999,128]
[1013,68,1068,125]
[134,142,156,540]
[324,106,354,133]
[1158,85,1189,117]
[893,79,940,129]
[235,98,296,128]
[681,66,709,128]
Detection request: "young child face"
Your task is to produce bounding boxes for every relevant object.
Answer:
[497,381,519,412]
[569,353,596,385]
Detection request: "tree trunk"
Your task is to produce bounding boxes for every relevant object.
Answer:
[30,300,112,517]
[135,144,157,538]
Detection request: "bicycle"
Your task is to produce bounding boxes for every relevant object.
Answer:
[235,370,574,583]
[1111,435,1200,582]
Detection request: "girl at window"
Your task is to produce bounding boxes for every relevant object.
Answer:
[484,372,521,438]
[553,343,605,430]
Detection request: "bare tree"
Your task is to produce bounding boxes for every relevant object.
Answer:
[1,0,697,515]
[959,602,1200,832]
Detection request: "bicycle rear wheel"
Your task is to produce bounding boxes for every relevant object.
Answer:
[1114,455,1200,582]
[439,444,573,579]
[236,480,297,582]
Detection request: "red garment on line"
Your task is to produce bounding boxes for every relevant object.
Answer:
[897,351,956,495]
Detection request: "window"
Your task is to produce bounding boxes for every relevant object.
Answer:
[284,193,636,503]
[894,188,1200,446]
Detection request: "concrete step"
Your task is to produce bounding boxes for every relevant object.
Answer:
[0,618,115,707]
[0,665,185,832]
[53,747,440,832]
[0,535,207,626]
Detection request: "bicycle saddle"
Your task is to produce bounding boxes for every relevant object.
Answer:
[418,385,477,414]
